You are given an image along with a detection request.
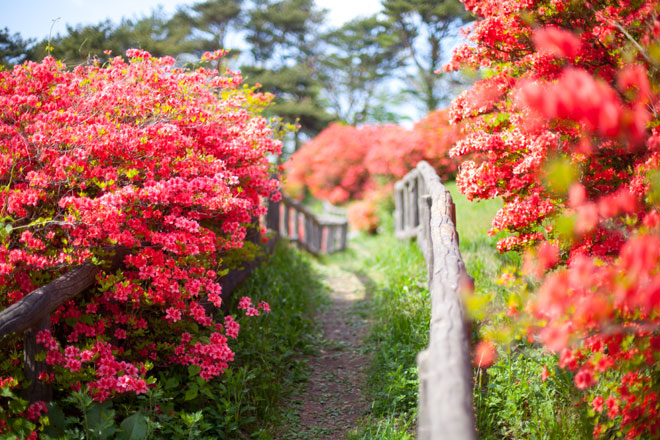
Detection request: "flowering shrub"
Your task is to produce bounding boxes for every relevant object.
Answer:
[285,111,463,231]
[346,189,387,234]
[447,0,660,437]
[285,123,376,205]
[0,49,279,434]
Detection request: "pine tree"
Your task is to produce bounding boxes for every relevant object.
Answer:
[382,0,470,112]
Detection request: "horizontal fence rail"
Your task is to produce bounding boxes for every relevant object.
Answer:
[393,161,476,440]
[2,190,347,403]
[266,193,348,255]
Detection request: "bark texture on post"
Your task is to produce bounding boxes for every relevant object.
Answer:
[24,316,52,403]
[394,161,476,440]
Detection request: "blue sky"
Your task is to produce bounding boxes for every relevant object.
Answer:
[1,0,383,41]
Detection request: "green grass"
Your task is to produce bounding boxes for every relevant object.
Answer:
[331,182,591,439]
[216,241,328,438]
[321,204,430,438]
[446,182,591,439]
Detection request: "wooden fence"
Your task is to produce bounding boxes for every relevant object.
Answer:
[0,191,347,402]
[393,161,477,440]
[268,194,348,255]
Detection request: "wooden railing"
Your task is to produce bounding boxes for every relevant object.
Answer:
[1,191,347,402]
[394,161,476,440]
[267,193,348,255]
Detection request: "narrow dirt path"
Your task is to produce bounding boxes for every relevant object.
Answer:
[279,261,371,439]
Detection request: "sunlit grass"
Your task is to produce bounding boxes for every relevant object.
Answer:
[334,181,590,439]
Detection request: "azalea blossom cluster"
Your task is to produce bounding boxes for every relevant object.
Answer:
[285,111,464,231]
[0,49,279,425]
[447,0,660,437]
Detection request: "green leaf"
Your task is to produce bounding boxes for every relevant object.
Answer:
[87,400,118,440]
[184,383,199,401]
[164,377,180,390]
[45,402,67,432]
[8,396,28,413]
[647,169,660,206]
[119,412,148,440]
[543,156,577,196]
[187,364,201,377]
[0,387,16,399]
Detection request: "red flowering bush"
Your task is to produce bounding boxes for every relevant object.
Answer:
[0,49,280,429]
[285,111,463,231]
[448,0,660,437]
[412,109,464,181]
[284,123,375,205]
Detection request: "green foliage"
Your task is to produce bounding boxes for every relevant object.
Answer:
[242,0,333,152]
[28,10,203,66]
[346,415,415,440]
[382,0,471,112]
[475,347,592,439]
[446,182,592,439]
[0,27,33,68]
[319,15,406,125]
[245,0,324,63]
[190,0,243,49]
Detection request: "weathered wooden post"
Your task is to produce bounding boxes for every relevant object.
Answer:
[327,225,335,253]
[394,161,476,440]
[24,317,52,402]
[266,198,280,235]
[340,222,348,251]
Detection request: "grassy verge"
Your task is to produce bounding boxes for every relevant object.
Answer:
[39,242,325,440]
[321,208,428,439]
[448,182,591,439]
[335,182,590,439]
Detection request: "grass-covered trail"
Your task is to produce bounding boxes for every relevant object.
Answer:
[279,261,371,439]
[227,182,593,439]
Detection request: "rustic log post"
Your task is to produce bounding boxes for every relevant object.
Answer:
[404,180,411,231]
[394,161,476,440]
[24,316,52,403]
[412,175,420,228]
[418,195,433,275]
[340,222,348,251]
[305,214,313,252]
[320,227,326,254]
[282,201,290,238]
[327,225,335,253]
[418,194,475,440]
[394,182,404,234]
[310,220,319,254]
[266,198,280,235]
[290,208,298,241]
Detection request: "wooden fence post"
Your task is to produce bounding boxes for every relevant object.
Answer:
[266,198,280,235]
[394,161,476,440]
[24,316,52,403]
[327,226,335,253]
